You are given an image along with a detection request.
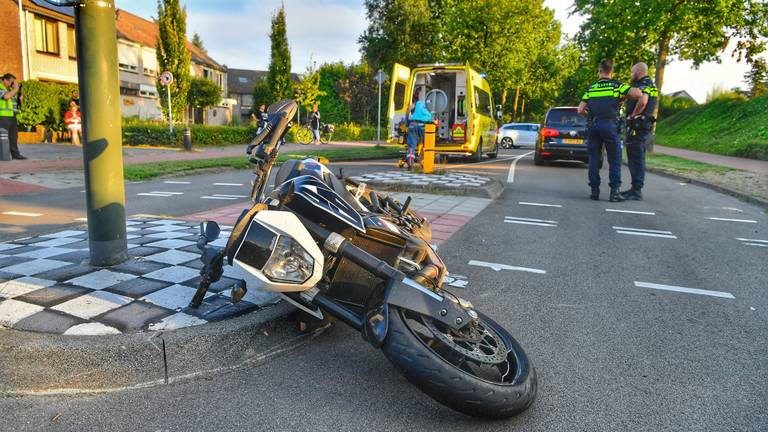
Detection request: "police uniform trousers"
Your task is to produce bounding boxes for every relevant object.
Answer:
[587,119,622,188]
[625,128,649,189]
[0,116,20,157]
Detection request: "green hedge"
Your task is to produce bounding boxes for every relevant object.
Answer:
[17,80,78,131]
[123,121,378,147]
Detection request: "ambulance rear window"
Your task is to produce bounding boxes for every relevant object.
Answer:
[394,82,406,111]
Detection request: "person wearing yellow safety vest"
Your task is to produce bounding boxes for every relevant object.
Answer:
[0,73,26,160]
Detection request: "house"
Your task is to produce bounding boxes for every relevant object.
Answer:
[1,0,77,84]
[115,9,234,125]
[665,90,697,103]
[227,68,267,122]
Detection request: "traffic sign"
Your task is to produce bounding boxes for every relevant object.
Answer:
[160,71,174,86]
[375,69,386,85]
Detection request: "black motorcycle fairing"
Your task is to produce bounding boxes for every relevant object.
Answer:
[274,159,364,212]
[279,175,365,233]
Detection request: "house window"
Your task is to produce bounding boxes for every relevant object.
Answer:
[67,25,76,59]
[118,42,139,72]
[139,84,158,98]
[34,15,60,55]
[142,47,157,76]
[120,86,138,96]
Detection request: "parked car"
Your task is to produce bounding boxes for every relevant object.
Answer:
[534,107,588,165]
[497,123,540,149]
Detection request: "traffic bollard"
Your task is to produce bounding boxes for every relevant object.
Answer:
[0,129,10,161]
[183,128,192,151]
[423,123,436,174]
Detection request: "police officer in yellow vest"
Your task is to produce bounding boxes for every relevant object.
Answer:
[0,73,26,160]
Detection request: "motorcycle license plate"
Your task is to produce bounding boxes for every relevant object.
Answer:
[562,138,582,144]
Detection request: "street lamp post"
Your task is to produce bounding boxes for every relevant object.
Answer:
[72,0,128,266]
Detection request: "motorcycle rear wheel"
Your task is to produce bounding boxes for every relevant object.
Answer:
[382,306,537,419]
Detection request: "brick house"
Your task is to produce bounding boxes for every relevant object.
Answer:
[115,9,233,125]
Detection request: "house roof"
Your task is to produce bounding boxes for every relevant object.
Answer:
[115,9,224,71]
[227,68,268,94]
[666,90,695,101]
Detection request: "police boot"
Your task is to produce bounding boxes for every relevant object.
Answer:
[590,187,600,201]
[609,187,625,202]
[620,186,643,200]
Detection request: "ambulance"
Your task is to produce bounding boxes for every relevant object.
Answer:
[387,63,500,162]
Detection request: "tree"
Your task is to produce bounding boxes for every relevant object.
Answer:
[744,58,768,97]
[358,0,442,72]
[156,0,191,124]
[252,80,273,107]
[294,62,327,123]
[267,6,293,101]
[191,32,206,53]
[187,77,221,110]
[573,0,768,125]
[317,62,351,123]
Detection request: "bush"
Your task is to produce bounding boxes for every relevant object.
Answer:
[658,95,697,118]
[16,80,77,131]
[123,124,260,147]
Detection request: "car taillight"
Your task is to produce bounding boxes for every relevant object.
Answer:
[542,128,559,137]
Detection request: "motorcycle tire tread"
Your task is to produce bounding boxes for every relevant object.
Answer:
[381,307,537,419]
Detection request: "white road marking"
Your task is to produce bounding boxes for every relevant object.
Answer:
[74,217,88,222]
[518,201,562,208]
[737,238,768,244]
[745,243,768,247]
[448,155,518,170]
[605,209,656,215]
[678,182,688,186]
[210,194,248,198]
[505,216,557,224]
[201,196,238,200]
[163,181,191,184]
[616,230,677,239]
[214,183,244,186]
[612,226,673,235]
[469,260,546,274]
[633,281,734,299]
[2,211,43,217]
[723,207,743,212]
[137,193,175,197]
[504,220,557,227]
[507,151,534,183]
[707,217,757,224]
[150,191,184,195]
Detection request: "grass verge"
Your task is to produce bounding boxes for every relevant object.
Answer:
[644,153,737,175]
[124,145,400,181]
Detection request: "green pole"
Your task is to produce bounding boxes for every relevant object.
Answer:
[74,0,128,266]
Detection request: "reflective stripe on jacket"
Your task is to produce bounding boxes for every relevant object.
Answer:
[0,83,16,117]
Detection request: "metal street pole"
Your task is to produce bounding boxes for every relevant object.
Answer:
[74,0,128,266]
[375,69,386,147]
[167,85,173,133]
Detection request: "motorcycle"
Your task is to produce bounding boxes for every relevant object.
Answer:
[189,100,537,419]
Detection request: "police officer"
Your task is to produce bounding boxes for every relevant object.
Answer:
[621,62,657,200]
[0,73,26,160]
[578,60,640,201]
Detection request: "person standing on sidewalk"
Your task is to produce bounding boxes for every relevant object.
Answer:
[0,73,26,160]
[64,101,83,146]
[578,60,640,201]
[621,62,658,201]
[310,104,321,144]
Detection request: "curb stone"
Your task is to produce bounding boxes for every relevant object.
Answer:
[0,302,319,395]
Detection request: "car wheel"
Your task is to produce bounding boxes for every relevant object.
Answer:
[500,137,513,149]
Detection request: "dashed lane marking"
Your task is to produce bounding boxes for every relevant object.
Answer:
[504,216,558,227]
[518,202,562,208]
[706,217,757,224]
[214,183,244,186]
[468,260,546,274]
[200,193,248,200]
[737,238,768,247]
[163,181,191,185]
[506,151,534,183]
[2,211,43,217]
[633,281,734,299]
[137,192,176,197]
[605,209,656,215]
[612,226,677,239]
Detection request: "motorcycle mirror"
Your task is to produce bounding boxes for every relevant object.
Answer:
[230,279,247,304]
[199,220,221,242]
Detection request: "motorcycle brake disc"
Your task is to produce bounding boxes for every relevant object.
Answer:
[423,318,508,364]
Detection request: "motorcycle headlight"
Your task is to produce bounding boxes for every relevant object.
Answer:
[262,236,314,284]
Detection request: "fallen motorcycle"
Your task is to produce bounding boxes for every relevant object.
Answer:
[189,100,536,419]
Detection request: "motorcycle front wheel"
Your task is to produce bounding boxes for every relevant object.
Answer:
[382,306,537,419]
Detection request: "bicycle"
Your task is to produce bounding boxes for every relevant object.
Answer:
[295,123,334,145]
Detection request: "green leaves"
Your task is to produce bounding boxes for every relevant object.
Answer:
[267,6,293,101]
[156,0,191,123]
[187,77,221,109]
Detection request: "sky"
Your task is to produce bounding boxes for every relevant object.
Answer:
[117,0,755,103]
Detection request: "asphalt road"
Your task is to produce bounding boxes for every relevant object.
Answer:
[2,148,767,431]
